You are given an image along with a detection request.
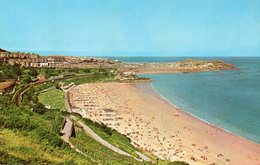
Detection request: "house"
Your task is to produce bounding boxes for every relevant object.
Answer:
[122,71,136,77]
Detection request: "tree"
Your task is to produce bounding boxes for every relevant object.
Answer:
[12,64,22,77]
[28,68,38,77]
[20,74,32,83]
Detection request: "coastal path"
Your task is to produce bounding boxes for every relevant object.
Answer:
[65,86,153,162]
[74,118,143,161]
[60,118,98,163]
[13,74,90,107]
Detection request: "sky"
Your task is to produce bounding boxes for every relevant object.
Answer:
[1,0,260,56]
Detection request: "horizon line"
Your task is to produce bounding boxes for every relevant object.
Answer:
[4,48,260,57]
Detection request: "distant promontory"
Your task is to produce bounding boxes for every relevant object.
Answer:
[0,49,237,74]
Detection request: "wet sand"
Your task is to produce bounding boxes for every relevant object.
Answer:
[69,82,260,165]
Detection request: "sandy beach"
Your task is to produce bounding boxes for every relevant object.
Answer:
[68,82,260,165]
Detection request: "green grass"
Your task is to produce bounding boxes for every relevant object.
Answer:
[72,114,149,159]
[0,103,92,164]
[63,74,114,86]
[88,125,139,157]
[38,89,66,111]
[0,129,92,165]
[70,131,147,165]
[33,82,58,92]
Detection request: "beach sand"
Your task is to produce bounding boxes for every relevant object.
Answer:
[69,82,260,165]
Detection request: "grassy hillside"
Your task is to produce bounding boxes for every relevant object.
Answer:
[70,131,145,165]
[38,89,66,111]
[73,113,143,158]
[0,129,91,164]
[0,96,147,164]
[0,101,90,164]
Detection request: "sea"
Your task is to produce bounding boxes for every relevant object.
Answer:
[24,50,260,143]
[108,56,260,144]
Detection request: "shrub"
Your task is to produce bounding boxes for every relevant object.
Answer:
[1,106,37,131]
[33,127,63,147]
[33,102,47,115]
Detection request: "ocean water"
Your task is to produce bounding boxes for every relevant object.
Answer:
[110,56,260,143]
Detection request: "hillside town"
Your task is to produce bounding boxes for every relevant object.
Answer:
[0,48,236,74]
[0,49,114,68]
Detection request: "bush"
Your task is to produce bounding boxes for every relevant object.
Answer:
[100,123,113,136]
[20,74,32,83]
[33,127,63,147]
[33,102,47,115]
[43,110,64,133]
[0,95,13,110]
[0,63,22,80]
[0,106,37,131]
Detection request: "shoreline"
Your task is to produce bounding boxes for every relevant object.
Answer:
[136,82,260,146]
[69,82,260,165]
